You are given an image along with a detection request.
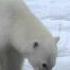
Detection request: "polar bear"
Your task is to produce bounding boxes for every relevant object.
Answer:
[0,0,59,70]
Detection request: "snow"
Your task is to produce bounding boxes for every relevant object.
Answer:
[24,0,70,20]
[23,0,70,70]
[22,58,33,70]
[53,56,70,70]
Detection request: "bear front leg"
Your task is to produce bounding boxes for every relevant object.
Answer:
[6,44,23,70]
[0,51,7,70]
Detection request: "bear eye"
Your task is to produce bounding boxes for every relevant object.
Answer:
[33,42,39,48]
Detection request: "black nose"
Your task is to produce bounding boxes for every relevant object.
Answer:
[42,63,47,68]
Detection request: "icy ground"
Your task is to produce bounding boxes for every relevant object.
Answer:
[22,0,70,70]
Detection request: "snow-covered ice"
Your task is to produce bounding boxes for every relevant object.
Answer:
[53,56,70,70]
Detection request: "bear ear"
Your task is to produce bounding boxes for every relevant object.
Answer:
[54,37,60,43]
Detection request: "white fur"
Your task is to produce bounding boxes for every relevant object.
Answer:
[0,0,58,70]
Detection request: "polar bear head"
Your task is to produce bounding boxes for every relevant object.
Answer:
[26,36,59,70]
[11,22,59,70]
